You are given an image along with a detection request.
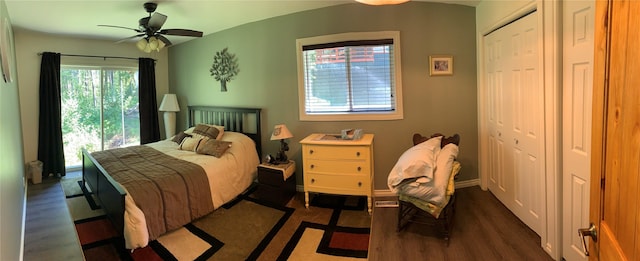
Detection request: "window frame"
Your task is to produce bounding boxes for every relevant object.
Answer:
[296,31,404,121]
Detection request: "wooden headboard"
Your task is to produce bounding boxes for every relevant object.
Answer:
[187,106,262,158]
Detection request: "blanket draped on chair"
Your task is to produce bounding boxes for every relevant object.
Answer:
[388,135,460,209]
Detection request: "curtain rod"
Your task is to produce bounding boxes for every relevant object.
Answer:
[37,52,156,61]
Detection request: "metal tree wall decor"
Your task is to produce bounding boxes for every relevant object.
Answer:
[210,47,239,92]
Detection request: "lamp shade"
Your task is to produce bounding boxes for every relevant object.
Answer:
[270,124,293,140]
[136,37,165,53]
[355,0,410,5]
[159,94,180,112]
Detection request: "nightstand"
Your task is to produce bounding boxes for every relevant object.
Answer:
[254,160,296,206]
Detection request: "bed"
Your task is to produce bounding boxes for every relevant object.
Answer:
[387,133,461,244]
[81,106,262,249]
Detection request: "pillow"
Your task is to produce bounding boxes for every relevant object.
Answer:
[187,124,225,140]
[203,124,225,140]
[191,124,220,139]
[179,137,204,152]
[171,131,192,144]
[196,139,232,158]
[387,136,442,189]
[431,143,460,203]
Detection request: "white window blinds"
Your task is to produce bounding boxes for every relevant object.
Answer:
[301,39,396,114]
[296,31,403,121]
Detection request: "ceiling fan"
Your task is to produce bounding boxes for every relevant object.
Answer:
[99,2,203,53]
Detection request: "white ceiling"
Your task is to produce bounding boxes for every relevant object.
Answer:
[5,0,479,46]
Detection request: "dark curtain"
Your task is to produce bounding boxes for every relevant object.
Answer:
[138,58,160,144]
[37,52,65,177]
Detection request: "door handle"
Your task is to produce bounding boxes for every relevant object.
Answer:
[578,223,597,256]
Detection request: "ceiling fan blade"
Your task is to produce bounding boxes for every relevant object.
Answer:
[156,35,173,47]
[98,24,143,33]
[159,29,203,37]
[115,34,145,44]
[148,12,167,30]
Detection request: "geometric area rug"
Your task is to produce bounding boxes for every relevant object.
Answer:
[62,177,370,260]
[278,195,370,260]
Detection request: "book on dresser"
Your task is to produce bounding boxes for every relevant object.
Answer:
[299,133,374,214]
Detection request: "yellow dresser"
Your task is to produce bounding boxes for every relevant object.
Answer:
[300,133,374,214]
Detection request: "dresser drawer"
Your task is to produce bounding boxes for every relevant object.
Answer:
[304,159,370,175]
[303,145,370,160]
[304,173,370,195]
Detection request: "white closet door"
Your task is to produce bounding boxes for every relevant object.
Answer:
[484,11,544,235]
[484,29,511,206]
[562,0,594,260]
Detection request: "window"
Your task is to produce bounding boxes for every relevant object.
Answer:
[296,31,403,121]
[60,66,140,169]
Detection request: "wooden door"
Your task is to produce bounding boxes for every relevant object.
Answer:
[589,0,640,260]
[484,11,543,235]
[562,0,595,260]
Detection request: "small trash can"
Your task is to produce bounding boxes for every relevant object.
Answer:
[28,160,43,184]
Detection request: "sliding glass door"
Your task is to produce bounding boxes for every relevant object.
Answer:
[60,66,140,169]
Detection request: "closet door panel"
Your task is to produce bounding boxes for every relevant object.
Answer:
[483,10,543,235]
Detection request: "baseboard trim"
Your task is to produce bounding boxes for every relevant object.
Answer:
[455,178,480,189]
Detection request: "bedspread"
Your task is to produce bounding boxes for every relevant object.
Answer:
[91,145,214,240]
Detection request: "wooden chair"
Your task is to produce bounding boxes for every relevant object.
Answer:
[396,133,461,245]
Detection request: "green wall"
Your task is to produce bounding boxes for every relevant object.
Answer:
[0,0,25,259]
[169,2,478,190]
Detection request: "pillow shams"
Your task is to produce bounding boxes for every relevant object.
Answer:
[172,131,192,144]
[196,139,232,158]
[185,124,225,140]
[179,137,204,151]
[192,124,221,140]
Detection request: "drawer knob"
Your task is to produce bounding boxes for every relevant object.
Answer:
[310,164,315,169]
[311,178,315,183]
[309,149,314,154]
[356,152,361,157]
[357,166,362,171]
[358,182,362,187]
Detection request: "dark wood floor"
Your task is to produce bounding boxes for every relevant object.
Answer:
[23,173,553,261]
[23,172,83,261]
[369,186,554,261]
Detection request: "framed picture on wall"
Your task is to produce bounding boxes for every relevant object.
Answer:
[429,55,453,76]
[0,16,13,83]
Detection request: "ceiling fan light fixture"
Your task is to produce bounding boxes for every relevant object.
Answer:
[157,39,166,50]
[136,38,147,51]
[355,0,410,5]
[100,2,202,53]
[136,36,164,53]
[148,36,159,50]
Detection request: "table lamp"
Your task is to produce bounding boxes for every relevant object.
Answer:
[270,124,293,163]
[159,94,180,138]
